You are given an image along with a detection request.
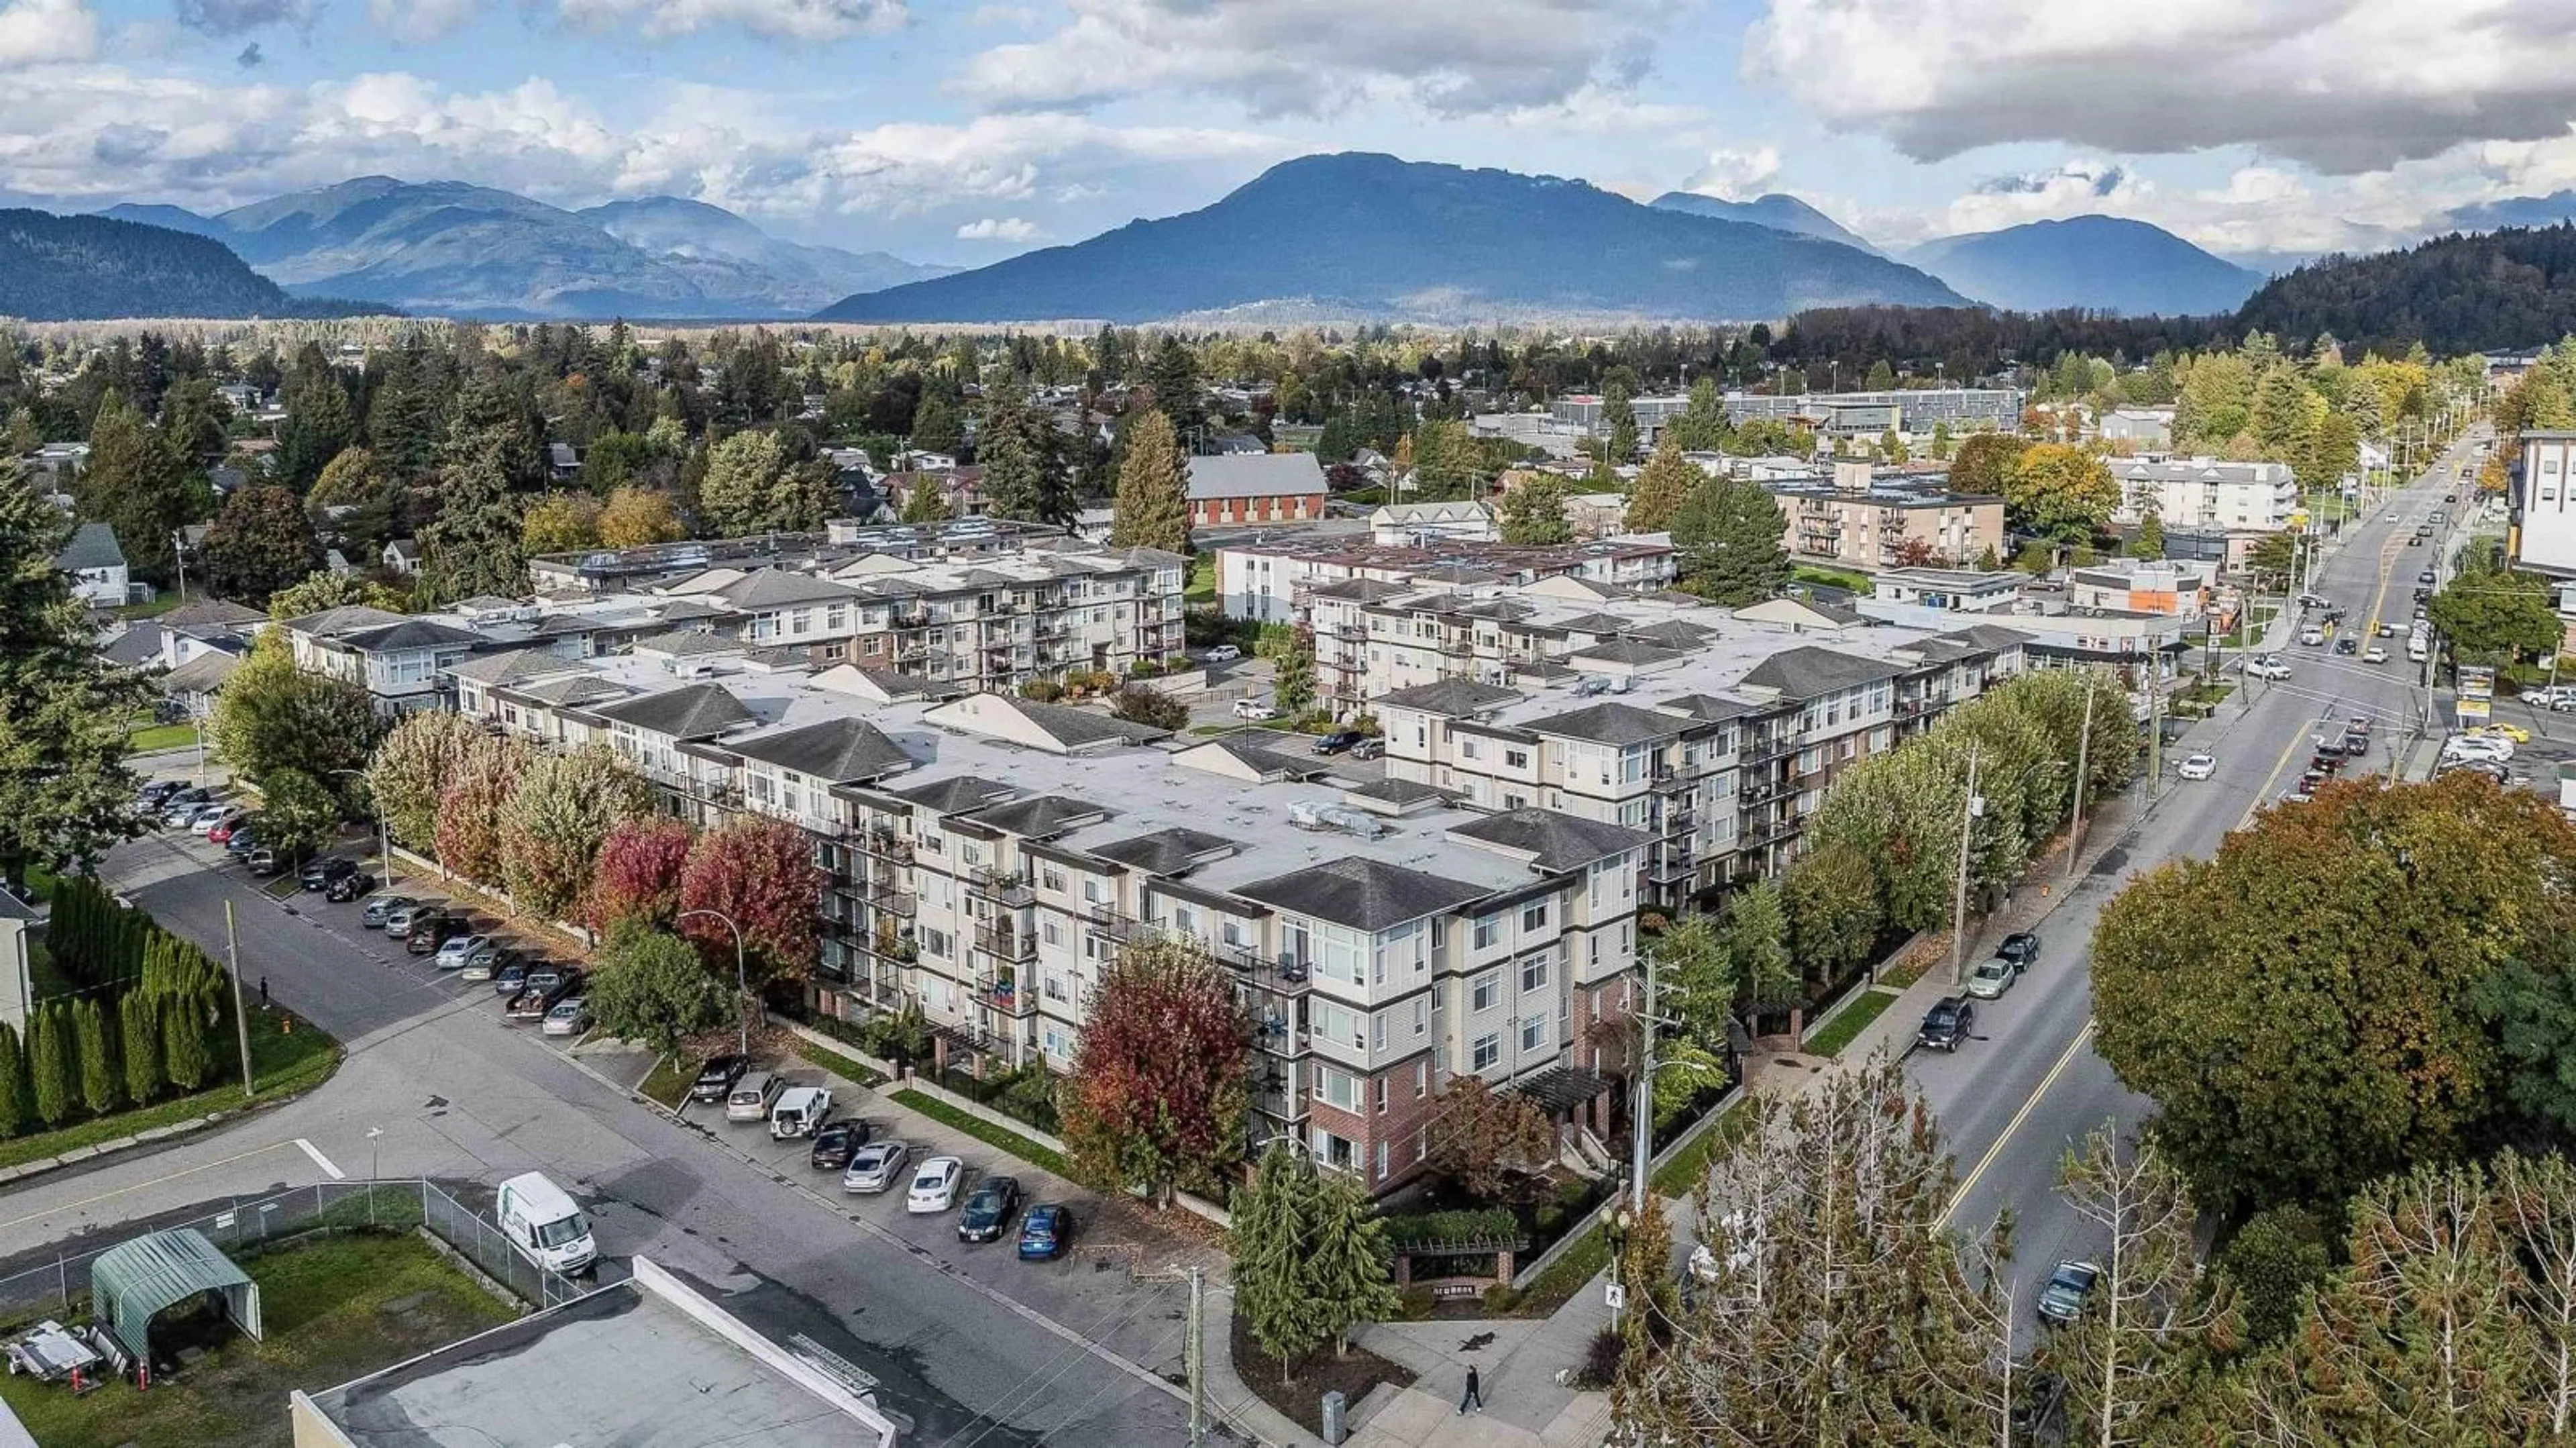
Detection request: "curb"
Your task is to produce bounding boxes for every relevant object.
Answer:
[0,1063,339,1191]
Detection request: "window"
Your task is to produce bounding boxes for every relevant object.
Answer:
[1375,1078,1388,1115]
[1471,972,1501,1011]
[1504,748,1529,770]
[1521,900,1549,931]
[1472,1033,1501,1071]
[1520,955,1550,993]
[1317,1068,1360,1110]
[1414,1060,1428,1097]
[1522,1017,1549,1052]
[1042,919,1062,946]
[1472,914,1501,950]
[1042,866,1066,892]
[1372,1012,1386,1051]
[1375,1140,1389,1181]
[1413,998,1427,1036]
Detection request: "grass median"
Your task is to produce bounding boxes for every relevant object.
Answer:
[888,1088,1069,1179]
[1805,988,1901,1059]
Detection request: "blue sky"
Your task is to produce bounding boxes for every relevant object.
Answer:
[3,0,2573,266]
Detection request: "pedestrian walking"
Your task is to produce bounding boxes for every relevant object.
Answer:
[258,976,269,1007]
[1458,1365,1483,1414]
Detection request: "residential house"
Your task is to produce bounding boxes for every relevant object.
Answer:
[384,539,422,576]
[54,522,129,608]
[1368,501,1496,546]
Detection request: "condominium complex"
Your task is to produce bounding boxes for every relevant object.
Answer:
[1216,536,1678,627]
[2108,458,2300,533]
[276,521,1188,713]
[1764,464,2008,571]
[452,645,1644,1194]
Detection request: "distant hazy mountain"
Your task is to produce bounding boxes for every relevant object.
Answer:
[819,153,1963,325]
[2446,191,2576,232]
[2220,248,2322,279]
[1649,191,1881,255]
[101,178,941,320]
[580,197,951,312]
[0,209,309,320]
[1904,215,2263,315]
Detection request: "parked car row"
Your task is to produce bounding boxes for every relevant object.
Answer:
[701,1054,1075,1260]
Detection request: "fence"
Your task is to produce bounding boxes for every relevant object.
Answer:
[0,1178,586,1330]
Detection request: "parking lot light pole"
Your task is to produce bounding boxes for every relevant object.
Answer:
[680,908,749,1057]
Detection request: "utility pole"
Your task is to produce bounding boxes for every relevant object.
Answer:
[223,902,254,1098]
[2065,674,2098,881]
[1950,745,1982,986]
[1631,949,1657,1212]
[1185,1266,1205,1447]
[171,529,188,603]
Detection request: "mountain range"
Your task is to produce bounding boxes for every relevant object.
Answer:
[0,209,323,321]
[1647,191,1883,255]
[818,154,1966,324]
[101,179,949,319]
[1898,215,2267,316]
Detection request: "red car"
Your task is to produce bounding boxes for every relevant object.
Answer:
[207,813,254,844]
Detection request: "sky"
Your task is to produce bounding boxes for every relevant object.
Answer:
[5,0,2576,268]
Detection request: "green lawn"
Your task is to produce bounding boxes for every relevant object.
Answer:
[637,1054,694,1108]
[1185,554,1216,606]
[1805,988,1900,1058]
[0,1004,339,1172]
[1648,1100,1756,1200]
[126,721,201,754]
[114,594,188,621]
[794,1040,889,1088]
[0,1231,514,1448]
[1509,1223,1611,1317]
[1793,564,1872,594]
[889,1087,1069,1178]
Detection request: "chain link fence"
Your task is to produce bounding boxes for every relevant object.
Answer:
[0,1179,585,1330]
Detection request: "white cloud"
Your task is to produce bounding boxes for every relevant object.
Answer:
[958,0,1680,119]
[1680,144,1782,200]
[955,215,1043,241]
[366,0,481,44]
[1747,0,2576,175]
[0,0,99,68]
[554,0,905,42]
[1495,84,1706,137]
[175,0,319,36]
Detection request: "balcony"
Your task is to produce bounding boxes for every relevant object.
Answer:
[1442,637,1478,658]
[1646,849,1697,884]
[865,931,919,965]
[866,878,918,916]
[1649,768,1691,794]
[1216,937,1313,996]
[975,921,1036,961]
[1332,624,1367,641]
[969,869,1036,909]
[978,974,1037,1017]
[851,827,915,864]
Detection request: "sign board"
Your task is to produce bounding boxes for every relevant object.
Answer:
[1603,1282,1626,1313]
[2458,665,2496,727]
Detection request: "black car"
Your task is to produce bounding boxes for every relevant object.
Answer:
[324,870,377,902]
[223,826,264,857]
[1916,996,1976,1052]
[138,779,185,809]
[1996,933,2041,970]
[690,1053,749,1102]
[300,857,357,891]
[809,1117,870,1171]
[2333,636,2357,656]
[492,959,533,996]
[1312,730,1364,755]
[960,1176,1024,1243]
[407,916,464,954]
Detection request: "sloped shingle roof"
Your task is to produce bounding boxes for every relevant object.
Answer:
[1738,645,1908,700]
[54,521,124,572]
[586,682,755,739]
[1183,453,1326,501]
[1234,856,1491,931]
[1373,678,1519,717]
[1448,808,1655,873]
[728,717,914,783]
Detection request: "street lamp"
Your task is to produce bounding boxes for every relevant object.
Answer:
[679,907,750,1058]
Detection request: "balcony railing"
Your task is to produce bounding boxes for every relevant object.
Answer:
[852,827,915,863]
[1085,904,1152,943]
[979,976,1037,1017]
[1649,768,1690,794]
[867,878,918,916]
[969,870,1036,909]
[1216,937,1314,996]
[976,922,1036,961]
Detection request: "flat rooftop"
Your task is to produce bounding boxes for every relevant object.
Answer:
[302,1265,888,1448]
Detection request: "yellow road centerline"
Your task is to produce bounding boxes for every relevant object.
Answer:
[1942,1020,2096,1229]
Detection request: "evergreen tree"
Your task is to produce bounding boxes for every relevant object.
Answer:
[366,341,445,482]
[700,429,787,536]
[1602,381,1640,461]
[27,1002,72,1127]
[197,484,322,605]
[1232,1141,1329,1383]
[975,381,1048,521]
[1670,474,1789,605]
[75,998,117,1117]
[74,389,203,588]
[1273,626,1317,716]
[1305,1166,1403,1357]
[1146,335,1202,435]
[162,992,212,1092]
[1625,437,1698,533]
[119,991,162,1106]
[0,1021,25,1137]
[276,348,356,490]
[1109,409,1192,554]
[1864,358,1897,391]
[900,475,952,523]
[907,391,963,454]
[2131,508,2166,560]
[1499,475,1572,544]
[421,429,527,601]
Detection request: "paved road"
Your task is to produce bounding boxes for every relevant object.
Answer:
[1904,429,2487,1332]
[9,831,1204,1447]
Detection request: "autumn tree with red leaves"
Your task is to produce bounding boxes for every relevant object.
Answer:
[1061,936,1250,1205]
[677,814,821,984]
[433,733,533,886]
[589,816,695,929]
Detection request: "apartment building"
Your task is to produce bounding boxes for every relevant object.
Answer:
[451,642,1646,1195]
[1218,536,1679,626]
[1371,604,2031,902]
[2109,458,2299,532]
[1301,577,1721,714]
[273,605,491,714]
[2512,431,2576,580]
[1764,464,2007,571]
[1721,388,2025,434]
[2065,558,2216,619]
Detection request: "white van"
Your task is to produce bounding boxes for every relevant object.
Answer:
[769,1085,833,1139]
[497,1172,596,1275]
[2407,636,2429,662]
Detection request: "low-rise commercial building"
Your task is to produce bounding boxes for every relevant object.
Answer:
[1185,453,1328,528]
[2065,558,2216,619]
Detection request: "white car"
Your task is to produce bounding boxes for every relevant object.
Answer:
[2443,735,2514,763]
[2177,753,2216,781]
[1203,645,1242,663]
[540,996,590,1036]
[843,1141,910,1194]
[906,1155,965,1213]
[435,933,490,970]
[2247,658,2292,680]
[2298,627,2326,646]
[2362,646,2388,664]
[1230,696,1278,721]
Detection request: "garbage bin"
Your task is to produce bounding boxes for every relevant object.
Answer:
[1321,1389,1347,1445]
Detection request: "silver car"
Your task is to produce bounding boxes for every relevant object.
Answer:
[842,1141,910,1194]
[1965,956,2017,1000]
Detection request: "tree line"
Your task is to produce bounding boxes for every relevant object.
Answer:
[5,878,240,1138]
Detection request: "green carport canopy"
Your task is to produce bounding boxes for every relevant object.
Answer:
[91,1227,262,1359]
